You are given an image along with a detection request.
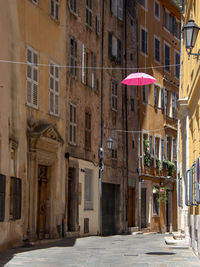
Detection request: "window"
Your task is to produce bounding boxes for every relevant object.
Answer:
[166,136,171,160]
[96,16,100,35]
[31,0,38,5]
[82,45,97,89]
[154,36,160,62]
[172,138,176,161]
[154,84,161,108]
[51,0,60,21]
[142,85,149,103]
[163,7,170,30]
[167,91,172,117]
[111,80,118,111]
[108,32,122,63]
[0,174,6,222]
[172,92,177,117]
[161,88,164,110]
[49,62,59,116]
[169,14,176,34]
[69,103,77,145]
[149,135,153,156]
[154,1,160,19]
[175,51,180,79]
[139,0,148,10]
[86,0,92,27]
[10,177,21,220]
[69,0,77,14]
[26,46,39,108]
[161,139,164,161]
[85,112,91,150]
[141,27,148,55]
[70,38,77,78]
[175,20,181,39]
[164,87,168,115]
[84,169,93,210]
[112,149,118,159]
[110,0,123,20]
[155,137,160,159]
[164,42,170,72]
[153,186,160,216]
[131,98,135,112]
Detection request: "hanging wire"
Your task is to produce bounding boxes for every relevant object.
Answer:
[0,58,180,71]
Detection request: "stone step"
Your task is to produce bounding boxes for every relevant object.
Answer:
[172,231,185,240]
[165,236,189,248]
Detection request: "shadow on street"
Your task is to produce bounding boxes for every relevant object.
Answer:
[0,237,76,267]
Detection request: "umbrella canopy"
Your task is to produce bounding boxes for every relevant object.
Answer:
[121,72,156,86]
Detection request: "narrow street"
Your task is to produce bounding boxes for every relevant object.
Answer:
[0,233,199,267]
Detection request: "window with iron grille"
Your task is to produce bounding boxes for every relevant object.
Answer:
[69,103,77,145]
[69,0,77,14]
[10,177,21,220]
[175,51,180,78]
[154,36,160,62]
[26,46,39,108]
[0,174,6,222]
[86,0,92,28]
[49,62,59,116]
[141,28,148,55]
[70,38,77,78]
[84,169,93,210]
[85,112,91,150]
[111,80,118,111]
[51,0,60,21]
[164,42,170,72]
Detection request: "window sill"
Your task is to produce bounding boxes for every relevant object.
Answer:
[85,23,93,31]
[26,103,39,110]
[68,7,78,18]
[49,112,60,118]
[50,15,60,25]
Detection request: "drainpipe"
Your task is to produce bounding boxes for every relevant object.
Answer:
[135,0,141,232]
[99,0,105,236]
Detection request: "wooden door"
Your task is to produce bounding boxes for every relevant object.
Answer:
[37,165,48,239]
[141,188,147,228]
[128,187,135,227]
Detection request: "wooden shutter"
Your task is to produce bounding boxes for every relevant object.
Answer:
[117,39,121,63]
[108,32,112,58]
[0,174,6,222]
[82,44,86,84]
[12,177,21,220]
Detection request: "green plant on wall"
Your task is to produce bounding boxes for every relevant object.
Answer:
[157,159,162,171]
[163,159,175,176]
[144,138,152,167]
[153,186,167,202]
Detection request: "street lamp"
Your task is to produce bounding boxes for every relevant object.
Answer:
[183,19,200,56]
[98,136,113,236]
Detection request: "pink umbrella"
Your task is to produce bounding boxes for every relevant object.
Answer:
[121,72,156,86]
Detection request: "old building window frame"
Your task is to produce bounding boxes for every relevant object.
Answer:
[139,0,148,11]
[49,61,60,116]
[84,169,93,210]
[31,0,38,5]
[69,103,77,145]
[108,32,122,64]
[111,80,118,111]
[86,0,92,28]
[69,0,77,14]
[70,37,77,78]
[26,46,39,109]
[164,41,171,73]
[85,112,91,151]
[174,50,180,79]
[0,174,6,222]
[154,0,160,20]
[163,7,170,31]
[154,35,160,63]
[141,26,148,56]
[110,0,123,20]
[50,0,60,22]
[153,185,160,216]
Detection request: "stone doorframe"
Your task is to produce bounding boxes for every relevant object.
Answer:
[27,123,64,241]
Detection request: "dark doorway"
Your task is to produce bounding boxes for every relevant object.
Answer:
[166,189,172,232]
[102,183,119,235]
[141,188,147,228]
[37,165,49,239]
[68,167,77,231]
[128,187,135,227]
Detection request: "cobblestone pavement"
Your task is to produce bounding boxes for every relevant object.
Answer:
[0,233,200,267]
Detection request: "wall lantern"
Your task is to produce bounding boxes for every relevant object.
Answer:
[183,19,200,56]
[106,137,113,151]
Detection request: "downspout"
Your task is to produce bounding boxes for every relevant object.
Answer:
[136,0,141,232]
[123,0,129,232]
